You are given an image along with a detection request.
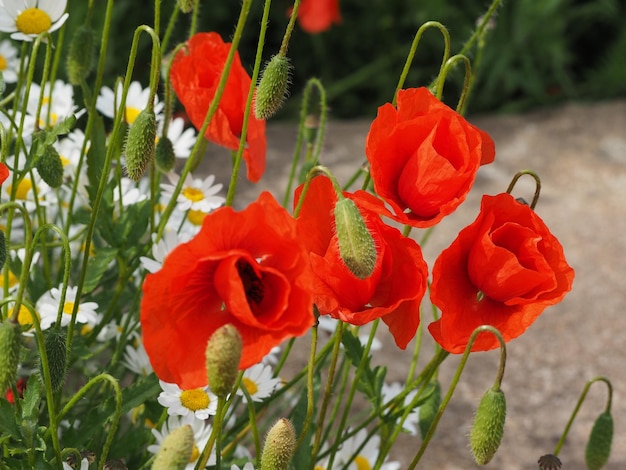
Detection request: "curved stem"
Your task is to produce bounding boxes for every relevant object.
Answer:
[506,170,542,209]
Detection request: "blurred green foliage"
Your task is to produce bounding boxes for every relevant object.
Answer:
[65,0,626,117]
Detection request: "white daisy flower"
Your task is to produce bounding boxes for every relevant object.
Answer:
[123,341,154,377]
[158,380,219,420]
[26,80,83,128]
[231,464,255,470]
[261,346,281,366]
[160,172,224,213]
[36,285,99,330]
[140,230,190,274]
[0,0,69,42]
[62,458,89,470]
[160,117,197,159]
[3,166,53,212]
[381,382,420,436]
[0,39,22,83]
[148,415,216,469]
[113,176,148,206]
[237,363,281,403]
[96,80,164,125]
[334,429,401,470]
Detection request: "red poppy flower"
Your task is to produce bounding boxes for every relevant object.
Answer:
[294,0,341,34]
[428,193,574,353]
[170,32,266,182]
[295,175,428,348]
[0,163,8,184]
[140,192,314,389]
[365,87,495,228]
[5,377,26,404]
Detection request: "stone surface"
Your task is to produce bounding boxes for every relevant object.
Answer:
[201,99,626,469]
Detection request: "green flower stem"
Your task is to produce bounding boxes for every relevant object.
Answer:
[279,0,302,56]
[341,162,368,191]
[293,164,342,217]
[405,313,424,384]
[224,0,271,207]
[242,382,262,459]
[273,337,296,376]
[196,395,228,469]
[553,376,614,457]
[190,0,200,37]
[54,374,122,470]
[407,325,506,469]
[506,170,542,209]
[156,0,253,239]
[283,78,327,207]
[435,54,472,110]
[394,21,450,105]
[161,5,180,53]
[296,321,320,449]
[458,0,503,58]
[153,0,161,37]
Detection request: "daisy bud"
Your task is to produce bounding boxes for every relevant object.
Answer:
[585,411,613,470]
[470,386,506,465]
[205,324,242,398]
[39,328,67,392]
[418,380,442,440]
[0,230,7,271]
[334,197,377,279]
[151,424,194,470]
[0,319,21,394]
[125,108,157,181]
[254,54,291,120]
[177,0,196,13]
[66,24,95,85]
[260,418,296,470]
[155,136,176,173]
[36,145,64,188]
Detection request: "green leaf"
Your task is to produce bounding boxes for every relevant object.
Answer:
[113,199,150,247]
[120,374,160,415]
[81,247,118,294]
[0,397,21,438]
[21,375,41,423]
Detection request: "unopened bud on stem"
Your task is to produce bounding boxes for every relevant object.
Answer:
[585,410,613,470]
[125,108,157,181]
[334,197,377,279]
[260,418,296,470]
[0,319,21,394]
[151,424,194,470]
[205,324,242,398]
[254,54,291,120]
[470,386,506,465]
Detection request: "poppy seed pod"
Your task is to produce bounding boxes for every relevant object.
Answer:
[151,424,194,470]
[260,418,296,470]
[254,54,291,120]
[36,145,64,188]
[585,411,613,470]
[125,108,156,181]
[0,319,21,394]
[39,328,67,392]
[155,136,176,173]
[205,324,242,398]
[334,197,377,279]
[66,24,95,85]
[470,386,506,465]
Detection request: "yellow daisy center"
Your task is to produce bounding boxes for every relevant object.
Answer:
[242,377,258,395]
[314,466,326,470]
[14,304,39,328]
[180,388,210,411]
[354,455,372,470]
[182,187,204,202]
[189,444,199,463]
[60,154,70,166]
[0,55,7,71]
[0,270,19,290]
[80,324,93,336]
[9,178,33,201]
[15,8,52,35]
[125,106,141,125]
[187,209,206,226]
[63,301,75,316]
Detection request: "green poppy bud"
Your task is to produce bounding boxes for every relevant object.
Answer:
[36,145,64,188]
[254,54,291,120]
[155,136,176,173]
[125,108,156,181]
[585,411,613,470]
[151,424,195,470]
[66,25,95,85]
[334,197,377,279]
[205,324,242,398]
[470,386,506,465]
[39,328,67,392]
[0,319,21,394]
[418,380,441,440]
[260,418,296,470]
[177,0,196,13]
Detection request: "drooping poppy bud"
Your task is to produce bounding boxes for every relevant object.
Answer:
[254,54,291,120]
[334,197,377,279]
[125,108,156,181]
[205,324,242,398]
[585,411,613,470]
[39,328,68,392]
[260,418,296,470]
[0,319,21,394]
[151,424,194,470]
[470,386,506,465]
[66,25,95,85]
[36,145,64,188]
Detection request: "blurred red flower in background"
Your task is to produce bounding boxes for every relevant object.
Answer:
[141,192,314,389]
[5,377,26,404]
[0,163,9,184]
[170,32,266,182]
[429,193,574,353]
[366,87,495,228]
[294,0,341,34]
[295,176,428,348]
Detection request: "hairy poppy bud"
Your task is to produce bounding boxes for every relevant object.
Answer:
[260,418,296,470]
[418,380,441,439]
[254,54,291,120]
[151,424,194,470]
[125,108,156,181]
[470,386,506,465]
[155,136,176,173]
[177,0,196,13]
[36,145,64,188]
[585,411,613,470]
[39,328,67,392]
[205,324,242,398]
[66,25,95,85]
[334,197,377,279]
[0,319,21,394]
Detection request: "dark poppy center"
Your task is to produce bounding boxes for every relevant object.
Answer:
[237,260,264,305]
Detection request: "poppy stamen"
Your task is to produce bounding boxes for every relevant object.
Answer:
[237,260,264,305]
